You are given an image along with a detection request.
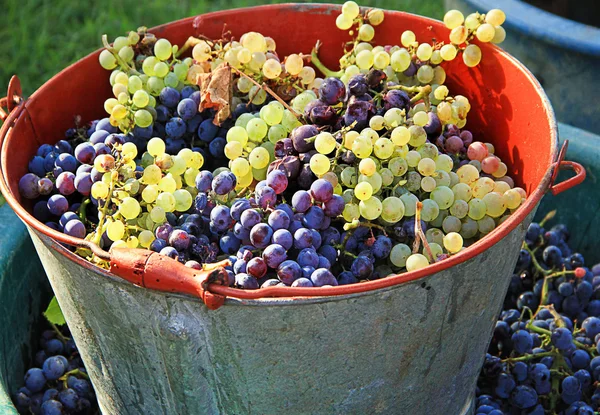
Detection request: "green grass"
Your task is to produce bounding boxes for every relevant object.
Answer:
[0,0,442,97]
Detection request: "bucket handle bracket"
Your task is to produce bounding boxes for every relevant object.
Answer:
[0,76,23,122]
[549,140,586,196]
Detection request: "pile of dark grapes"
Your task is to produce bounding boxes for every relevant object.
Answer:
[12,324,97,414]
[475,216,600,414]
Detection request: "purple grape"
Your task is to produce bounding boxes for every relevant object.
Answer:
[460,130,474,146]
[230,199,251,221]
[24,368,46,393]
[160,246,179,259]
[159,87,181,108]
[56,172,76,195]
[168,230,191,251]
[351,256,374,279]
[210,205,232,232]
[74,143,96,164]
[212,171,236,195]
[250,224,273,249]
[42,356,66,381]
[424,112,442,138]
[90,130,110,145]
[292,278,314,287]
[261,244,286,269]
[317,255,330,269]
[261,279,281,288]
[267,210,290,231]
[233,222,251,241]
[241,209,262,230]
[55,153,77,172]
[294,228,314,250]
[310,179,334,203]
[445,136,463,153]
[297,248,319,268]
[94,143,111,156]
[290,125,318,153]
[272,229,293,250]
[310,268,338,287]
[198,118,219,142]
[269,156,301,179]
[234,260,247,274]
[220,232,241,254]
[297,164,316,189]
[64,220,86,238]
[257,186,277,209]
[155,224,173,241]
[47,195,69,216]
[311,230,322,250]
[277,260,302,285]
[177,98,197,120]
[343,100,373,130]
[319,77,346,105]
[19,173,41,199]
[247,257,268,278]
[348,75,368,96]
[165,117,186,139]
[303,206,325,229]
[185,260,203,270]
[275,203,294,220]
[383,90,410,112]
[235,273,259,289]
[54,140,72,154]
[73,173,92,196]
[372,236,392,259]
[289,219,303,235]
[338,271,359,285]
[301,266,316,279]
[28,156,46,177]
[323,195,345,217]
[266,170,288,194]
[292,190,312,213]
[274,137,297,158]
[318,244,338,264]
[304,100,337,125]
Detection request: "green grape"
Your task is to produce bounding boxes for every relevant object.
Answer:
[373,138,394,159]
[141,152,154,168]
[400,193,419,216]
[158,176,177,193]
[383,109,403,128]
[340,167,358,188]
[282,109,302,131]
[408,125,427,147]
[361,128,379,143]
[248,147,270,169]
[390,49,411,72]
[442,215,462,233]
[449,172,460,188]
[355,42,373,53]
[133,90,149,108]
[173,63,188,81]
[359,158,377,177]
[184,168,199,187]
[425,228,444,246]
[359,196,382,220]
[268,124,287,144]
[153,62,169,78]
[421,199,440,222]
[390,244,411,267]
[457,164,479,184]
[150,206,166,223]
[388,157,408,176]
[164,72,179,88]
[352,137,373,159]
[463,44,482,67]
[231,157,251,178]
[173,189,193,212]
[443,232,463,253]
[358,24,375,41]
[139,230,155,248]
[450,199,469,219]
[167,156,185,176]
[369,115,385,131]
[380,168,394,187]
[104,98,118,114]
[355,50,374,70]
[406,151,421,167]
[142,56,159,76]
[292,92,315,113]
[123,178,140,195]
[478,215,496,234]
[315,132,337,155]
[310,154,330,176]
[430,210,448,230]
[467,198,487,220]
[435,154,454,173]
[249,86,267,105]
[406,254,429,272]
[99,50,118,70]
[237,47,252,64]
[178,148,193,167]
[147,76,165,95]
[359,172,382,194]
[154,38,172,61]
[494,181,511,195]
[147,137,166,157]
[421,176,437,192]
[107,220,125,242]
[134,110,153,128]
[127,76,143,94]
[343,131,359,149]
[114,72,129,86]
[246,118,268,142]
[482,192,506,218]
[260,142,275,162]
[234,114,254,130]
[416,65,434,84]
[406,171,422,192]
[238,167,254,187]
[226,126,249,146]
[417,143,438,160]
[381,197,405,223]
[91,181,110,199]
[354,182,373,201]
[260,103,284,126]
[423,242,443,262]
[373,51,390,69]
[142,165,162,185]
[119,197,141,220]
[156,192,176,212]
[342,189,355,203]
[460,217,478,239]
[342,204,360,222]
[142,185,159,203]
[452,183,472,201]
[503,189,522,210]
[417,158,436,176]
[430,186,455,209]
[434,170,451,187]
[168,172,182,189]
[472,177,495,199]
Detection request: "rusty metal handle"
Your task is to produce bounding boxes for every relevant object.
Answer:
[548,140,586,196]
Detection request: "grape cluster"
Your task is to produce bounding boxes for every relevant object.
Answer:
[13,326,96,415]
[475,216,600,414]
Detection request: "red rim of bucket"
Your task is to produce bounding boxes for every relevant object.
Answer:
[0,4,559,303]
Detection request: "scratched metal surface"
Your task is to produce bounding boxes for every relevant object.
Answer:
[26,208,533,415]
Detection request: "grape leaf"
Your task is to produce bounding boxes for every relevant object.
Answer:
[44,296,66,326]
[196,62,232,126]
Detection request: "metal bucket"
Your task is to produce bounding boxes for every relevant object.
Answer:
[0,4,586,414]
[444,0,600,134]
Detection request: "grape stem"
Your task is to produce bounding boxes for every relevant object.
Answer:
[101,35,139,74]
[539,209,557,227]
[502,351,554,363]
[230,66,302,119]
[92,169,120,248]
[174,36,210,59]
[60,368,90,389]
[412,202,435,262]
[409,85,432,104]
[310,40,344,78]
[50,322,71,343]
[78,198,91,225]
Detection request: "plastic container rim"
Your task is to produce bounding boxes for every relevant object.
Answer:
[1,3,559,306]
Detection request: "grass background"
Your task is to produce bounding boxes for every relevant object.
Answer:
[0,0,442,97]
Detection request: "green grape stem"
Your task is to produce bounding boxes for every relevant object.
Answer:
[310,41,344,78]
[60,368,90,389]
[412,201,435,262]
[78,198,91,225]
[539,209,557,227]
[50,322,71,343]
[92,167,121,247]
[409,85,432,104]
[502,351,554,363]
[101,35,139,74]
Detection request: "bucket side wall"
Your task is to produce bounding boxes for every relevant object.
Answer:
[28,209,533,414]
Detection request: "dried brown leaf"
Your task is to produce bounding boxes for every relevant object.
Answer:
[196,62,232,126]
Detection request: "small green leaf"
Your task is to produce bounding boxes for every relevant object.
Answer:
[44,296,66,326]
